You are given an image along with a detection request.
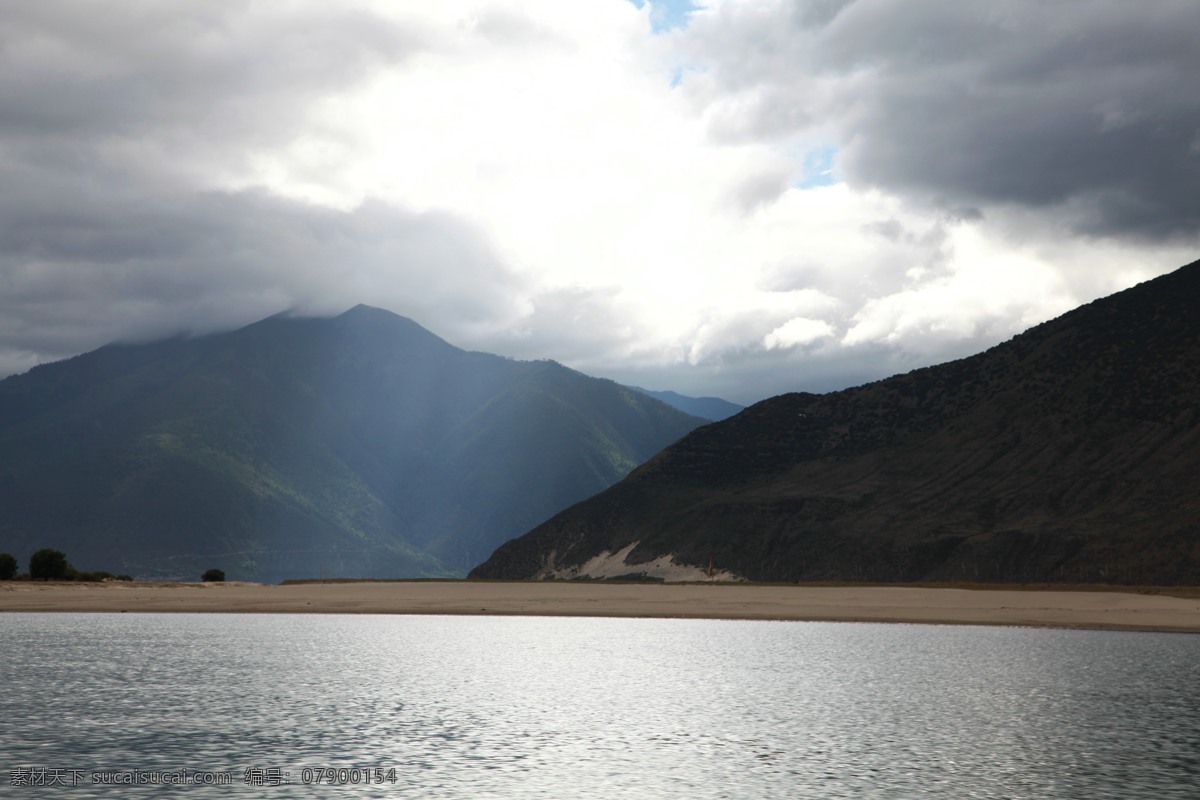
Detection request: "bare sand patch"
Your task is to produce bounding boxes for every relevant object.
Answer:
[3,580,1200,632]
[536,542,740,582]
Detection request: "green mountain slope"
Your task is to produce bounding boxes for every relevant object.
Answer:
[471,259,1200,585]
[0,306,703,581]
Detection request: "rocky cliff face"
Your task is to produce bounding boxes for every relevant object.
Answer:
[472,259,1200,585]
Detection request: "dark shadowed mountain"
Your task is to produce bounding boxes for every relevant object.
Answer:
[472,259,1200,585]
[0,306,704,581]
[628,387,743,421]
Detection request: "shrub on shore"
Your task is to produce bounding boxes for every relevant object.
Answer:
[202,568,226,582]
[0,552,17,580]
[29,548,70,581]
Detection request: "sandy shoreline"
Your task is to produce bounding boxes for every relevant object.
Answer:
[2,580,1200,632]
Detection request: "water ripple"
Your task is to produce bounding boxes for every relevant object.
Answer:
[2,615,1198,798]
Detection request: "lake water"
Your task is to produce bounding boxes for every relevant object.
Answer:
[2,614,1198,798]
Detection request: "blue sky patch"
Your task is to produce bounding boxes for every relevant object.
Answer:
[794,146,839,189]
[626,0,699,34]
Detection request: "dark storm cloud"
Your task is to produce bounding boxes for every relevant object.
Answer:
[0,174,524,375]
[0,2,529,377]
[0,2,420,142]
[684,0,1200,239]
[0,0,429,238]
[0,3,423,229]
[0,135,523,376]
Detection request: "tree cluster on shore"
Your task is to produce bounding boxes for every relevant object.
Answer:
[0,549,226,583]
[0,548,132,582]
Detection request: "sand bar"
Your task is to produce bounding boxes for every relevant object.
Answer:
[3,580,1200,632]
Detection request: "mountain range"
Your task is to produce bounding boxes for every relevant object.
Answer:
[0,306,705,581]
[629,388,742,421]
[472,259,1200,585]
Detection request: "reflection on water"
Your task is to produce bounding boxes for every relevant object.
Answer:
[2,614,1199,798]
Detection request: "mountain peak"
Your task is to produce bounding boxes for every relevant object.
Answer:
[0,306,707,581]
[338,303,394,319]
[335,304,422,329]
[327,304,460,351]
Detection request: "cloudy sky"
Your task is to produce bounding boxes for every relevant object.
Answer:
[2,0,1197,404]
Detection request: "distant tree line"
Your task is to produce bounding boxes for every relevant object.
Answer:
[0,549,226,583]
[0,548,132,582]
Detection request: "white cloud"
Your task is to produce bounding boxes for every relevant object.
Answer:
[1,0,1197,404]
[763,317,834,350]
